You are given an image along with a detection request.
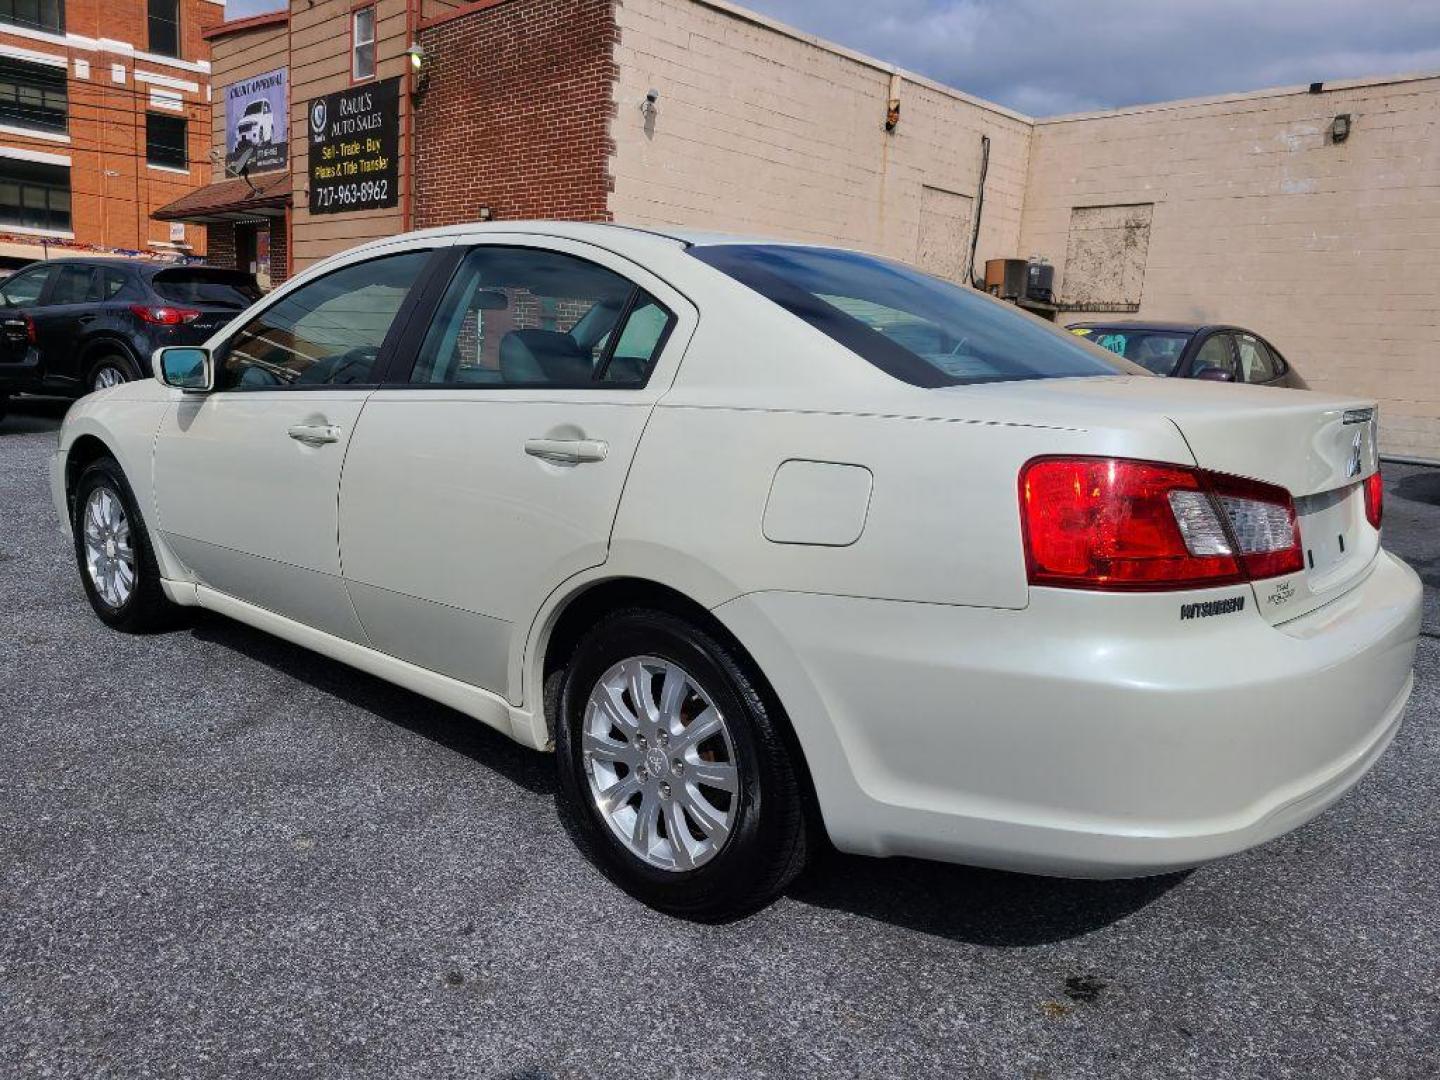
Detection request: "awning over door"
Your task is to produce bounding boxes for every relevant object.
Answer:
[153,173,290,224]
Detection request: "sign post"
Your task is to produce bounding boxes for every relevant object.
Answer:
[307,77,401,215]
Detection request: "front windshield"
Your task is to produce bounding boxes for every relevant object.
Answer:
[690,244,1145,387]
[1070,327,1192,376]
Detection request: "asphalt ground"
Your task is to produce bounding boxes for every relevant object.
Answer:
[2,395,1437,1080]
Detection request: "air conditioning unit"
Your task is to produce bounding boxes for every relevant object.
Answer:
[984,258,1028,300]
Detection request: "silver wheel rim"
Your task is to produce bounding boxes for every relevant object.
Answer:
[93,366,126,391]
[82,487,136,609]
[583,656,740,872]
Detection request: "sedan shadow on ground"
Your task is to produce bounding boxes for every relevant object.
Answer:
[187,608,1187,946]
[1,395,71,435]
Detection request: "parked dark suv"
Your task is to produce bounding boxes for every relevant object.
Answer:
[0,259,261,422]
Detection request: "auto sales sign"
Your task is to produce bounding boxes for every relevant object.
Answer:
[307,78,400,215]
[225,68,287,174]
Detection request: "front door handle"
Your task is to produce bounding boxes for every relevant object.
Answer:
[524,437,608,465]
[288,423,342,446]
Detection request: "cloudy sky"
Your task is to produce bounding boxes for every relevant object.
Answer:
[227,0,1440,116]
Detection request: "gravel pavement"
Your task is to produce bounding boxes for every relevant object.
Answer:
[2,396,1437,1080]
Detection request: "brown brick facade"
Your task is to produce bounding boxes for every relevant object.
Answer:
[414,0,616,228]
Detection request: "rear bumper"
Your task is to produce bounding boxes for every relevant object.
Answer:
[0,348,43,392]
[714,550,1422,877]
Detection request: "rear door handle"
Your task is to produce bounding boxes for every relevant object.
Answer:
[524,438,608,464]
[288,423,342,446]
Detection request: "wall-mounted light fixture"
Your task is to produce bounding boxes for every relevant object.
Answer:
[477,206,494,222]
[407,43,429,95]
[1331,113,1352,143]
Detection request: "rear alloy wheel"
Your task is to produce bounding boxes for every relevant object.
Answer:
[71,457,180,632]
[555,608,809,920]
[89,356,136,393]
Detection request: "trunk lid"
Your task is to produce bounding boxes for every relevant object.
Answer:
[928,376,1382,623]
[1162,389,1380,625]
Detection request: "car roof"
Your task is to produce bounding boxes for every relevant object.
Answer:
[1067,320,1250,335]
[349,220,855,262]
[18,257,247,278]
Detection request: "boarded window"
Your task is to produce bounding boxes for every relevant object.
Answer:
[915,186,973,284]
[1061,203,1153,310]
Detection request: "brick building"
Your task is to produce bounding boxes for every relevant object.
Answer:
[0,0,220,267]
[169,0,1440,460]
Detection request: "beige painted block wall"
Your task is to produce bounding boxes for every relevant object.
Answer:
[1020,76,1440,459]
[609,0,1033,274]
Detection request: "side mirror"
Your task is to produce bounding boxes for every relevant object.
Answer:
[1194,366,1235,383]
[154,346,213,392]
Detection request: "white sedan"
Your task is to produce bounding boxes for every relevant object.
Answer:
[51,222,1422,918]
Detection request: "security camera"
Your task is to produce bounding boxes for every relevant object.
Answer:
[646,88,659,105]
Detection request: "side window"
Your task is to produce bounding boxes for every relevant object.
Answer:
[1261,338,1287,377]
[1236,333,1279,384]
[218,249,429,390]
[409,246,675,387]
[89,267,130,302]
[600,295,673,383]
[0,264,55,306]
[1192,333,1238,380]
[49,264,93,305]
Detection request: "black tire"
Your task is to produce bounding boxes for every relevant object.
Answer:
[0,392,7,425]
[71,456,180,633]
[86,352,139,393]
[554,608,809,920]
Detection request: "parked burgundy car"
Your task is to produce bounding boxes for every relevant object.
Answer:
[1067,322,1307,389]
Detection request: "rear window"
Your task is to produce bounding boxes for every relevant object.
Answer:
[152,268,262,309]
[690,244,1144,387]
[1070,327,1192,376]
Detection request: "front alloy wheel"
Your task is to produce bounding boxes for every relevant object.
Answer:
[71,457,179,632]
[556,608,809,920]
[81,486,136,609]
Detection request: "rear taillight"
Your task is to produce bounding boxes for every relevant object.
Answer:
[130,304,201,326]
[24,314,35,344]
[1020,457,1303,591]
[1364,469,1383,531]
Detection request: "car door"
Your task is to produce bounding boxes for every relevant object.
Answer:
[152,242,439,642]
[33,263,98,388]
[339,236,697,699]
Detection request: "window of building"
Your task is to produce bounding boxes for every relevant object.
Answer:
[0,57,66,134]
[1060,203,1154,311]
[0,0,65,35]
[0,158,71,232]
[146,113,188,170]
[147,0,180,59]
[352,7,376,81]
